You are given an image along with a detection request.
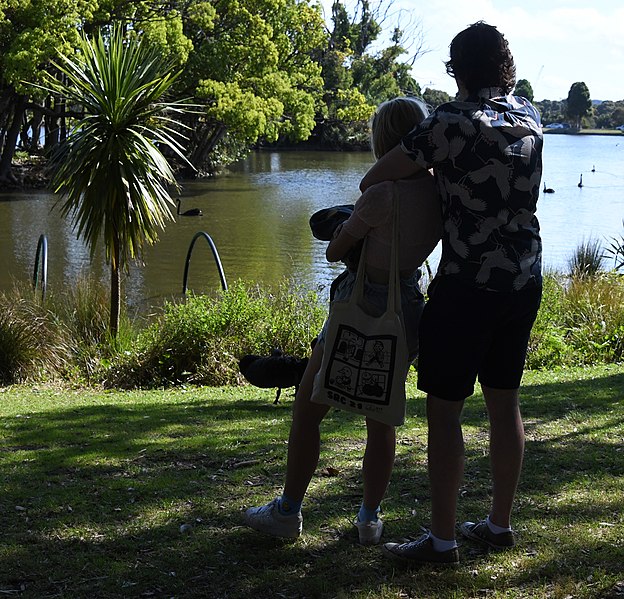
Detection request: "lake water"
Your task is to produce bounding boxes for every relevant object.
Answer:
[1,134,623,312]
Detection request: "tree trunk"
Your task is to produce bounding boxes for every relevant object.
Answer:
[0,94,26,184]
[59,96,67,142]
[20,109,29,150]
[28,109,44,153]
[0,88,13,155]
[44,95,60,152]
[185,120,226,176]
[109,237,121,338]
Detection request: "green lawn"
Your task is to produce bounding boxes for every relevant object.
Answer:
[1,364,623,598]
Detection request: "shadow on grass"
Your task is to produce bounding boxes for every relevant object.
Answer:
[0,369,623,598]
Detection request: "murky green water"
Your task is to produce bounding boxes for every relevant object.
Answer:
[1,140,624,313]
[0,151,372,311]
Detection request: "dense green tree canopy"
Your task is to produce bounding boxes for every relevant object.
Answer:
[423,88,452,109]
[566,81,592,129]
[593,100,624,128]
[312,1,423,148]
[183,0,327,169]
[514,78,534,102]
[535,99,566,125]
[0,0,329,180]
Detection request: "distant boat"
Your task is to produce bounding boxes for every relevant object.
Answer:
[543,183,555,193]
[578,174,583,188]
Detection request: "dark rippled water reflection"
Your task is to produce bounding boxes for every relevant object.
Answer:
[1,137,624,312]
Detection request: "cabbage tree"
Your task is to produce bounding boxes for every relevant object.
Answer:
[40,24,189,337]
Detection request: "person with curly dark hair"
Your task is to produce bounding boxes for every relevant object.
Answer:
[360,22,544,566]
[444,20,517,96]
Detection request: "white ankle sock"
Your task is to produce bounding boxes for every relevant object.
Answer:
[486,515,512,534]
[429,531,458,551]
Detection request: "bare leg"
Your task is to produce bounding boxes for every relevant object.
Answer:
[427,394,464,541]
[362,417,395,512]
[482,385,524,528]
[283,342,330,502]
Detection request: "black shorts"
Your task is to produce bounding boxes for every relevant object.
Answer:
[417,277,542,401]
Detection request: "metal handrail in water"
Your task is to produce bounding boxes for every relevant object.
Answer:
[33,234,48,301]
[182,231,228,294]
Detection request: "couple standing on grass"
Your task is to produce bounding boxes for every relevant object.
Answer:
[244,21,543,567]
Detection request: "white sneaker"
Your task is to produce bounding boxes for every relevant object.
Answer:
[244,498,302,538]
[355,517,384,545]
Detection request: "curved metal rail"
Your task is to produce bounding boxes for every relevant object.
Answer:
[182,231,228,294]
[32,234,48,301]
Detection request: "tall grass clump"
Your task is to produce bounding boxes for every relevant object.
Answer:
[108,279,327,388]
[567,237,604,278]
[527,268,624,370]
[46,277,135,383]
[526,272,572,369]
[560,271,624,364]
[604,221,624,272]
[0,288,71,384]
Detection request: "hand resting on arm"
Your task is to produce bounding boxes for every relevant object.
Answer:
[326,223,360,263]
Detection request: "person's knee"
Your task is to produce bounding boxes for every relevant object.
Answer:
[482,384,519,402]
[365,417,395,441]
[482,385,521,420]
[426,394,463,422]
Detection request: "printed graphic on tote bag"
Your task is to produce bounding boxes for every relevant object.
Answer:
[325,324,397,405]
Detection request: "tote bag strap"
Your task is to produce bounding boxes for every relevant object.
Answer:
[387,184,401,315]
[349,234,368,308]
[349,185,401,315]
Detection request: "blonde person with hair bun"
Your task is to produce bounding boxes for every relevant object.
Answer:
[244,97,442,546]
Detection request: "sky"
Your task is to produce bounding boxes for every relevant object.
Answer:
[320,0,624,102]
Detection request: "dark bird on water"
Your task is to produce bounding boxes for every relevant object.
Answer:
[578,174,583,188]
[176,198,202,216]
[543,183,555,193]
[239,348,309,404]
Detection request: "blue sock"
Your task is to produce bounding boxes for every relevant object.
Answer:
[278,494,302,515]
[357,503,380,523]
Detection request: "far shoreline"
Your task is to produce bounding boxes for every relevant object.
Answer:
[543,128,624,136]
[1,130,622,192]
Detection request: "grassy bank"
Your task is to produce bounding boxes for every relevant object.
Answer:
[3,271,624,388]
[1,363,623,598]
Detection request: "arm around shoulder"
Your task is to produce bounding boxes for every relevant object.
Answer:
[359,144,423,192]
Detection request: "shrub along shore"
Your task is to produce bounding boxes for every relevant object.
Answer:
[2,270,624,388]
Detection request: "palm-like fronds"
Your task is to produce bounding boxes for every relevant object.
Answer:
[604,220,624,272]
[44,25,188,267]
[34,25,191,335]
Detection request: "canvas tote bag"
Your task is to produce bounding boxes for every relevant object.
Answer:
[311,190,409,426]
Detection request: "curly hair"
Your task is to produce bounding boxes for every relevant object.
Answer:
[445,21,516,95]
[371,97,429,159]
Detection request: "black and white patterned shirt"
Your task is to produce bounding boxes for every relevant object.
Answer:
[402,92,543,292]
